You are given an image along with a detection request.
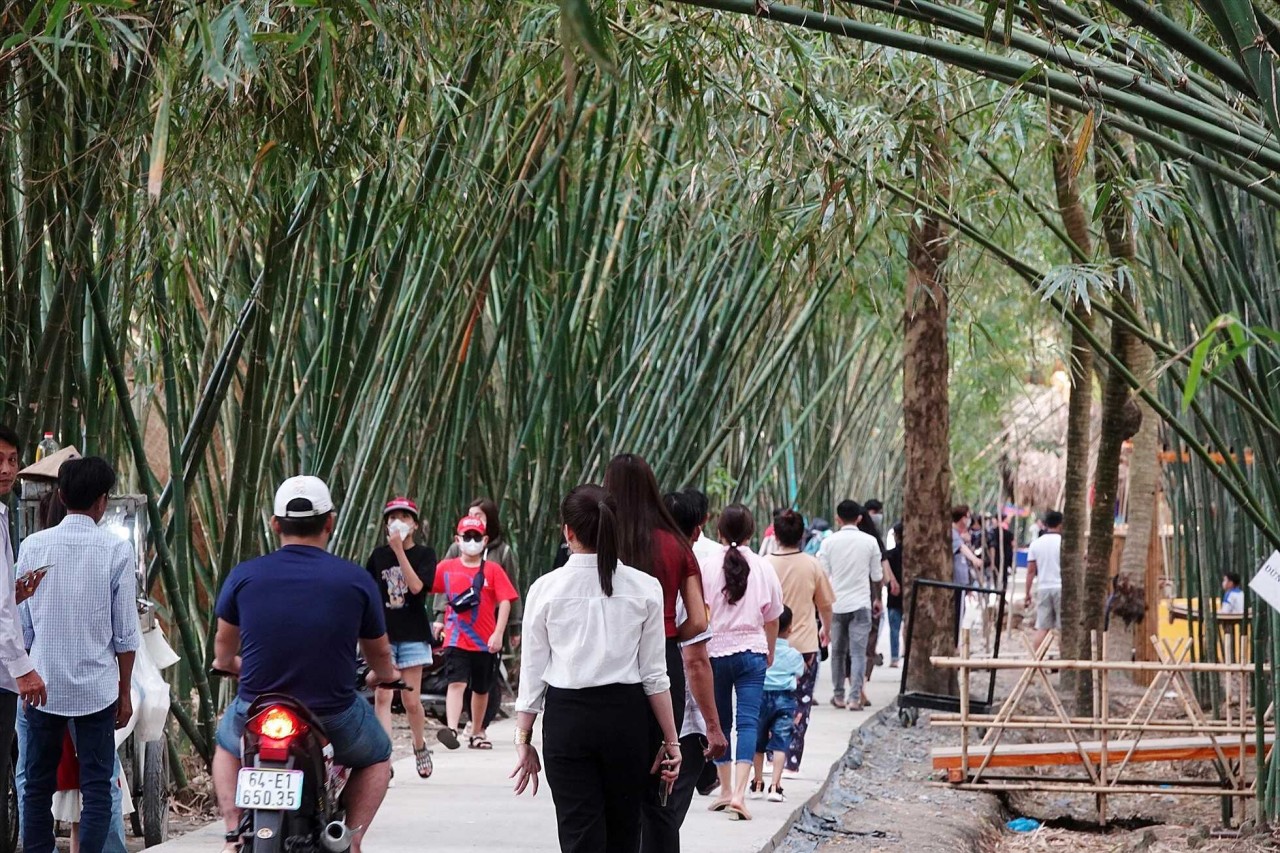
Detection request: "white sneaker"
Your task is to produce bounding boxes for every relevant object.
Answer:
[749,781,765,800]
[767,785,785,803]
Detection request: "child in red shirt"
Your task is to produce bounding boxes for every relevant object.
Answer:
[431,515,519,750]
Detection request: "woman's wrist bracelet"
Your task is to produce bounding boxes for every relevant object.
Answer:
[514,728,533,745]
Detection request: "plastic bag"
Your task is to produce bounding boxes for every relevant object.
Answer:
[132,627,173,743]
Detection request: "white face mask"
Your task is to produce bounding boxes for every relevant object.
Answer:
[387,520,413,540]
[459,539,486,557]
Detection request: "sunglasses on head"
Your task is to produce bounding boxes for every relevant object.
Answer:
[461,532,485,542]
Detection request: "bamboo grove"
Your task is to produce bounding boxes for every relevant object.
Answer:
[3,0,1280,817]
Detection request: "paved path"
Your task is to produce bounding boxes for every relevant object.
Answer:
[156,653,903,852]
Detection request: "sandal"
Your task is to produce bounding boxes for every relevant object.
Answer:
[707,798,731,812]
[468,734,493,750]
[415,744,433,778]
[727,804,753,821]
[830,696,846,709]
[437,727,460,750]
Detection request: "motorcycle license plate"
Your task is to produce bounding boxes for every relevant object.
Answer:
[234,768,304,811]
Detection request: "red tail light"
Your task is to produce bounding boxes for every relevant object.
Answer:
[248,706,307,761]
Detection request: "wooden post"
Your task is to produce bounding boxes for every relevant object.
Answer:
[1134,483,1165,687]
[960,631,971,781]
[1099,630,1110,824]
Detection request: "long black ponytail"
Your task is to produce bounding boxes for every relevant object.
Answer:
[717,504,756,605]
[561,484,620,596]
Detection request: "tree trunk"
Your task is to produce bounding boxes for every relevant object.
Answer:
[1074,132,1142,712]
[1117,340,1158,590]
[1050,113,1094,701]
[902,203,955,697]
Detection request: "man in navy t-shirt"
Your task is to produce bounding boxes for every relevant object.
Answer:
[211,476,399,853]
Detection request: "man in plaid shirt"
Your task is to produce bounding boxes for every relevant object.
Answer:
[17,456,140,853]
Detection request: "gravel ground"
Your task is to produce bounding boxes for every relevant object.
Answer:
[775,707,1003,852]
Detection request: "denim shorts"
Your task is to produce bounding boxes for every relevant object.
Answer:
[391,640,433,669]
[216,695,392,769]
[756,690,797,754]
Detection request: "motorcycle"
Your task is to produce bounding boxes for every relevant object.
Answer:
[215,671,408,853]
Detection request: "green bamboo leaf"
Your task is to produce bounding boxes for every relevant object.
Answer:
[147,70,171,201]
[1092,182,1113,222]
[981,0,998,42]
[1180,349,1207,413]
[559,0,616,74]
[43,0,71,35]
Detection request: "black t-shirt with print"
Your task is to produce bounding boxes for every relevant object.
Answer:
[364,544,436,643]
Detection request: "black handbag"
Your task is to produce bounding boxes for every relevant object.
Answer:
[448,562,487,612]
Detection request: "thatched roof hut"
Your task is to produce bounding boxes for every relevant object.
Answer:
[995,370,1100,515]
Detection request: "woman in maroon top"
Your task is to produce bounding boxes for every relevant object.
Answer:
[604,455,708,719]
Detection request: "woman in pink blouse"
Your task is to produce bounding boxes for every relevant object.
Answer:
[701,505,784,821]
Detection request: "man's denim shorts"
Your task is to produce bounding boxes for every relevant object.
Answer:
[216,695,392,769]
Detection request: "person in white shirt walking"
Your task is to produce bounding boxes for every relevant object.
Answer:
[0,426,50,844]
[18,456,141,853]
[512,484,681,853]
[817,501,883,711]
[1022,510,1064,652]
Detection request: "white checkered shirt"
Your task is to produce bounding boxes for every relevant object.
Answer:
[18,514,141,716]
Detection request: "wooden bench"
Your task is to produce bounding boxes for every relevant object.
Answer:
[933,733,1274,773]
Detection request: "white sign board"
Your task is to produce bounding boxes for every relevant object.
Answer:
[1248,551,1280,612]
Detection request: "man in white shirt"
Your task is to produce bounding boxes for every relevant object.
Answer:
[817,500,883,711]
[1022,510,1064,651]
[0,426,49,839]
[684,488,722,565]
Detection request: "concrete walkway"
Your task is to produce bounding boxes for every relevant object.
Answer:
[155,660,902,853]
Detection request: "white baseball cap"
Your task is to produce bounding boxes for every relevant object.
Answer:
[273,476,335,518]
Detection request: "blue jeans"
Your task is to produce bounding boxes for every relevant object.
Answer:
[888,607,904,661]
[15,704,126,853]
[216,695,392,769]
[710,652,767,766]
[24,704,118,853]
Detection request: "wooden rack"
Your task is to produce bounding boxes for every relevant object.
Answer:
[928,634,1273,823]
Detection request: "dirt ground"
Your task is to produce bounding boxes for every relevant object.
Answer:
[778,625,1280,853]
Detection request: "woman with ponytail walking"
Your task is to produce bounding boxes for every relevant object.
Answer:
[703,505,784,821]
[511,485,681,853]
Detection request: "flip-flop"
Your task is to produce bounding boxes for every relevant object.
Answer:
[436,727,460,750]
[415,744,433,778]
[727,804,752,821]
[707,799,731,812]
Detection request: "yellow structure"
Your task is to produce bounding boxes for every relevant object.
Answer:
[1158,598,1249,662]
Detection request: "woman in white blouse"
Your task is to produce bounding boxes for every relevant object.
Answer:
[511,485,682,853]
